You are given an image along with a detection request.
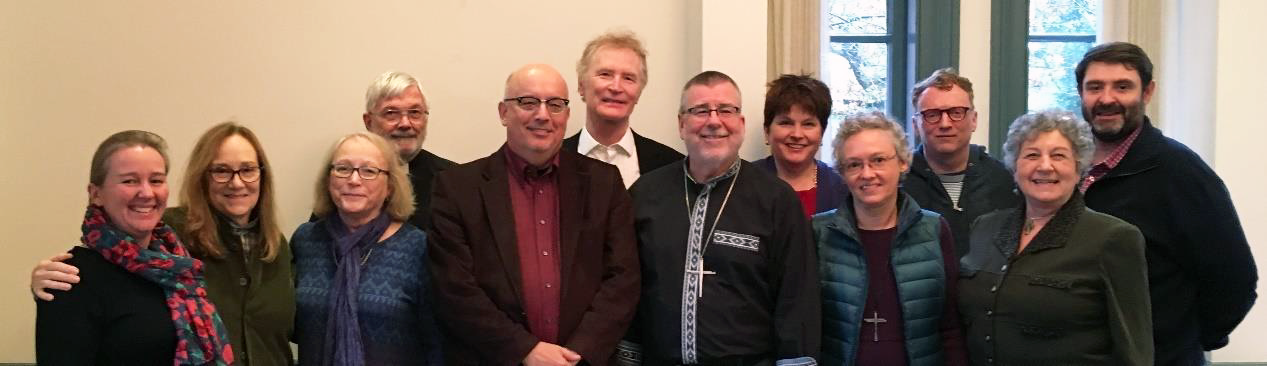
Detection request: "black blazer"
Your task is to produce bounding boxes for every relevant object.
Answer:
[562,129,683,178]
[427,147,640,365]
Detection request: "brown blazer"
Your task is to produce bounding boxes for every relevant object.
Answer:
[427,147,641,365]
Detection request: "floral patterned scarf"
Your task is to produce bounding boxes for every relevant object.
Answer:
[80,205,234,365]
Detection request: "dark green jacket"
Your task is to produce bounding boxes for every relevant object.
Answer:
[165,207,296,366]
[958,194,1152,365]
[813,194,949,365]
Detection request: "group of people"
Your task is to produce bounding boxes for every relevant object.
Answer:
[28,30,1256,366]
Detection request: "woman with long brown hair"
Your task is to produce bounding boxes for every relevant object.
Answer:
[33,121,296,366]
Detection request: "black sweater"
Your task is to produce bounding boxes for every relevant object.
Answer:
[1083,119,1257,365]
[36,246,176,366]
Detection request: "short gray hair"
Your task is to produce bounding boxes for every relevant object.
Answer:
[364,71,424,113]
[831,111,912,174]
[1002,109,1095,176]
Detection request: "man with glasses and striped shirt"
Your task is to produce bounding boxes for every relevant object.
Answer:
[903,68,1019,258]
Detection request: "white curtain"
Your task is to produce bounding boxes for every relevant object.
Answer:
[767,0,821,79]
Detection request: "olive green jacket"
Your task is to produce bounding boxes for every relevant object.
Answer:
[958,194,1152,365]
[165,206,296,366]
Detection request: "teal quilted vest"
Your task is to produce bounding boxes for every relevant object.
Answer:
[812,194,947,366]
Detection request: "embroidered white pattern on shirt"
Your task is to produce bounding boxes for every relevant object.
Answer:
[712,230,760,252]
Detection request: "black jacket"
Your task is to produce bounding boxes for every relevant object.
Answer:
[562,129,683,181]
[903,144,1019,258]
[406,148,456,230]
[1083,118,1257,366]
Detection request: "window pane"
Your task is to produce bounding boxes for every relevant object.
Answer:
[826,0,887,35]
[822,42,889,166]
[1027,41,1093,112]
[1029,0,1099,35]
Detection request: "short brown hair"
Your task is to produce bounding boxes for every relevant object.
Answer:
[312,132,415,221]
[678,70,741,113]
[179,121,284,262]
[763,74,831,130]
[576,30,649,86]
[89,130,169,186]
[911,67,975,109]
[1075,42,1154,92]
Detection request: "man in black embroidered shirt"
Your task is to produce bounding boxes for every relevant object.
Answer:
[619,71,820,365]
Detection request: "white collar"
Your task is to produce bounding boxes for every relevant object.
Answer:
[577,126,637,157]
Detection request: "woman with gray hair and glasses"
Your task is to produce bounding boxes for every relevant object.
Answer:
[958,109,1152,365]
[813,111,967,365]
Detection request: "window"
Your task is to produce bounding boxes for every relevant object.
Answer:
[989,0,1100,153]
[1027,0,1100,112]
[821,0,908,166]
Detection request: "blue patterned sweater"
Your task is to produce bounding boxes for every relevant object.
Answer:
[292,221,443,365]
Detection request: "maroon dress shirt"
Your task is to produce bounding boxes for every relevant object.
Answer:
[504,148,562,343]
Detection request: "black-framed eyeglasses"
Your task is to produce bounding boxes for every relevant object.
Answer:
[918,107,971,124]
[683,105,742,120]
[330,164,389,180]
[841,154,898,174]
[377,108,428,122]
[208,165,262,183]
[503,96,570,114]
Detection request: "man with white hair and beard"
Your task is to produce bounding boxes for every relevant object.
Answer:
[360,71,456,230]
[1075,42,1257,366]
[618,71,820,365]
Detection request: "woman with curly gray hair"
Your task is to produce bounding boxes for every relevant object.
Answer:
[958,109,1152,365]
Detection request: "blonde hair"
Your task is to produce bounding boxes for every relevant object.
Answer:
[312,132,415,221]
[179,121,283,262]
[576,30,649,86]
[89,130,169,186]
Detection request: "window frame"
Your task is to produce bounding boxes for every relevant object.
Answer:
[988,0,1098,155]
[822,0,960,149]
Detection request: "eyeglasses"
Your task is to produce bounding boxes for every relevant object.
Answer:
[377,108,428,122]
[330,164,389,180]
[208,165,262,183]
[841,154,898,174]
[918,107,971,124]
[683,105,742,120]
[503,96,570,114]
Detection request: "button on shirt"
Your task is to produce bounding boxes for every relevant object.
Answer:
[504,148,562,343]
[577,127,640,188]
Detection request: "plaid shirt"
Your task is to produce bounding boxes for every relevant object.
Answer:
[1079,125,1144,193]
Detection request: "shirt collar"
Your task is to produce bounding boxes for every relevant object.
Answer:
[503,144,560,181]
[1095,121,1144,170]
[577,127,636,158]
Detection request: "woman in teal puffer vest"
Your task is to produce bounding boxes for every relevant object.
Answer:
[812,111,967,366]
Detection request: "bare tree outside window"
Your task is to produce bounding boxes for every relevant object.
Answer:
[1028,0,1100,113]
[822,0,891,166]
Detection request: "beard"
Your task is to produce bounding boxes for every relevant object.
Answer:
[1082,100,1145,142]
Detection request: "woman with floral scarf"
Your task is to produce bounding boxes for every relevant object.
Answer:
[35,130,234,365]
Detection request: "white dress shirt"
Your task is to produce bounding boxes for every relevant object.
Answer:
[577,127,640,188]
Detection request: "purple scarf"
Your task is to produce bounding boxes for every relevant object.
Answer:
[320,211,391,366]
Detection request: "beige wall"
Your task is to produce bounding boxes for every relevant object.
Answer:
[0,1,706,361]
[2,0,1262,363]
[1211,1,1267,361]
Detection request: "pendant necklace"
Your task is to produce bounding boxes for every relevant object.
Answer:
[683,163,740,298]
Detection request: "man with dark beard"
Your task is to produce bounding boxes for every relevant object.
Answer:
[1076,42,1257,366]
